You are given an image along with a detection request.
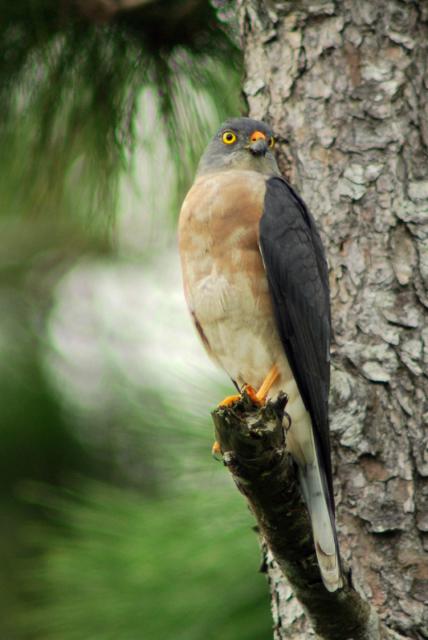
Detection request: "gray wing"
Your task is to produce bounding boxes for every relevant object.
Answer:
[259,176,333,499]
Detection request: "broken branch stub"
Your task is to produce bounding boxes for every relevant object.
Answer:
[211,393,382,640]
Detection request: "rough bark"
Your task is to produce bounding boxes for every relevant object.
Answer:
[237,1,428,638]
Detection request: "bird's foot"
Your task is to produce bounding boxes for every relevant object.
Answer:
[256,364,280,403]
[242,384,264,406]
[243,365,280,406]
[218,387,263,407]
[211,440,223,461]
[218,393,241,407]
[214,366,280,458]
[218,365,280,409]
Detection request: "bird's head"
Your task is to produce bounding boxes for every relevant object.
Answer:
[196,117,281,177]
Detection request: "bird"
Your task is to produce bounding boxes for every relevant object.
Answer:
[178,117,342,592]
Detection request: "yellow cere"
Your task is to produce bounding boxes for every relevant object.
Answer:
[222,131,237,145]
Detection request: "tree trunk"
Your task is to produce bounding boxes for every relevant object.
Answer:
[238,1,428,638]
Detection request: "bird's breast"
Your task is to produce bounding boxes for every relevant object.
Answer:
[178,170,269,322]
[178,169,283,386]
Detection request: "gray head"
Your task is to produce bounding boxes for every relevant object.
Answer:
[197,117,281,177]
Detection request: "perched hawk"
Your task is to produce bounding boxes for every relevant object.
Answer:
[178,117,342,592]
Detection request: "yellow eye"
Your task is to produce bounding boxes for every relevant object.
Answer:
[222,131,237,145]
[268,136,275,149]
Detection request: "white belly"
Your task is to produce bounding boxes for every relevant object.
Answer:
[190,267,314,466]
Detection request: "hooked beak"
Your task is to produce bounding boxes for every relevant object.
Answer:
[249,130,268,156]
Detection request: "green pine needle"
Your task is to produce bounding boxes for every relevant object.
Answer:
[0,1,243,239]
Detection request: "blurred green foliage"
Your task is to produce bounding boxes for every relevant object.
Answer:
[0,0,241,231]
[20,485,271,640]
[0,1,272,639]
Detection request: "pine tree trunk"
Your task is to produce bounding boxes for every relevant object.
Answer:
[238,1,428,637]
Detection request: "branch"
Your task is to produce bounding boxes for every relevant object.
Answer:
[211,393,394,640]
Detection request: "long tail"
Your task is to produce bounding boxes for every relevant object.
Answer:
[298,444,342,592]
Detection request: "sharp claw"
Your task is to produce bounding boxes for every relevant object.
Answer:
[219,365,279,409]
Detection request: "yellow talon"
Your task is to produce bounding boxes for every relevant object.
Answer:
[218,394,241,407]
[256,364,280,403]
[242,365,281,406]
[242,384,263,406]
[212,440,223,460]
[218,365,280,408]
